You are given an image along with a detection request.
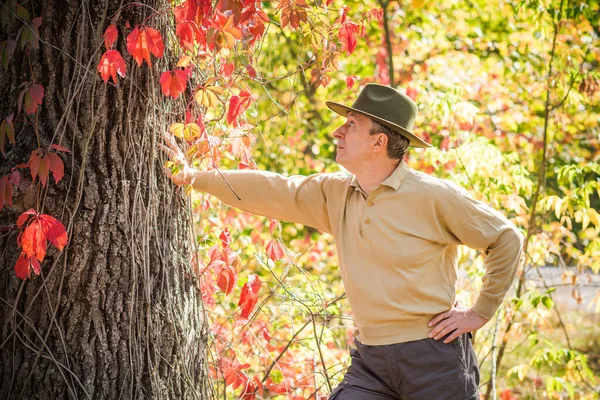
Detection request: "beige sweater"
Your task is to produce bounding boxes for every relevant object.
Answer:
[193,161,524,345]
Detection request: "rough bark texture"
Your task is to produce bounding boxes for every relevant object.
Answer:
[0,1,211,399]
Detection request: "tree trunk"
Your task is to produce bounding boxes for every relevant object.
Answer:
[0,1,211,399]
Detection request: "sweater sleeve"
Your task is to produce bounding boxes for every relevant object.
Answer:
[441,191,524,320]
[191,169,335,234]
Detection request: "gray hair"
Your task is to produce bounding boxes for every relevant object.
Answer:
[369,119,410,160]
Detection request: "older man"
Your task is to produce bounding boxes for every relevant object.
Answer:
[161,84,524,399]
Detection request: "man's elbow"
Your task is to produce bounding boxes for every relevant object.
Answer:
[513,226,525,249]
[506,226,525,258]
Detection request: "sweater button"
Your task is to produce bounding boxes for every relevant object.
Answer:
[367,201,374,207]
[365,218,371,224]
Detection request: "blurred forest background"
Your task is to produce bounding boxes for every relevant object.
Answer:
[204,1,600,399]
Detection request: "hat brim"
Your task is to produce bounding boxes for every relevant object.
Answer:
[325,101,432,148]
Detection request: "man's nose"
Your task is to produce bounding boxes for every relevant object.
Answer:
[332,126,344,139]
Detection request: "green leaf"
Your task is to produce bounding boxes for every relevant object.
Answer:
[270,369,283,384]
[541,295,553,309]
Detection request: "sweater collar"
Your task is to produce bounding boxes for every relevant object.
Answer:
[350,161,409,192]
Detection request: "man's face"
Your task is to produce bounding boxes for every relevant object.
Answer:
[332,112,378,171]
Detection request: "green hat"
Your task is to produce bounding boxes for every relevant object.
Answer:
[326,83,432,148]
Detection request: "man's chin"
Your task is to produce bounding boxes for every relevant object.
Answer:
[335,157,351,171]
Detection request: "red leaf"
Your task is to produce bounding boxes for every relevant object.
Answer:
[241,375,263,400]
[280,0,308,30]
[30,256,41,275]
[175,20,204,52]
[221,62,234,77]
[174,0,198,23]
[17,209,36,227]
[217,264,237,294]
[126,26,164,67]
[219,227,232,247]
[265,239,285,261]
[103,24,118,49]
[269,218,278,235]
[224,367,247,390]
[38,154,49,187]
[406,86,418,101]
[49,144,71,153]
[23,84,44,114]
[38,214,68,250]
[29,150,41,182]
[238,274,261,318]
[30,84,44,104]
[21,219,47,261]
[97,50,127,84]
[346,75,358,90]
[31,17,42,28]
[174,0,212,27]
[338,20,360,55]
[240,5,269,44]
[207,13,242,51]
[226,91,252,127]
[9,169,20,187]
[159,69,189,98]
[46,152,64,184]
[363,7,383,22]
[14,253,30,280]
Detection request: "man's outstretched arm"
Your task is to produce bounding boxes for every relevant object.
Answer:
[160,133,335,233]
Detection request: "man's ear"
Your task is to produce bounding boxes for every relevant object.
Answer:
[372,133,388,153]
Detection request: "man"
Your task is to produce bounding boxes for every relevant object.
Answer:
[161,84,524,399]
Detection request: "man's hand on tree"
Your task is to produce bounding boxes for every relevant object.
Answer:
[427,301,489,343]
[159,132,194,186]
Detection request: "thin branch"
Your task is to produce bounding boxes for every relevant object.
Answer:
[379,0,394,85]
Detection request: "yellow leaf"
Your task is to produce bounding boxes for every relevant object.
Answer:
[582,210,590,230]
[194,85,224,108]
[170,123,202,141]
[187,143,198,159]
[177,55,193,68]
[170,123,186,139]
[184,123,202,140]
[588,208,600,228]
[554,197,563,219]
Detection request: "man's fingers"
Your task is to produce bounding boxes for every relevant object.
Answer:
[428,310,451,327]
[443,329,463,344]
[428,316,453,338]
[162,132,186,159]
[158,143,178,160]
[162,131,178,149]
[433,322,458,341]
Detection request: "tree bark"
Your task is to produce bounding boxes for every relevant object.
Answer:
[0,1,211,399]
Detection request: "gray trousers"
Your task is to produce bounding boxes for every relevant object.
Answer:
[329,333,479,400]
